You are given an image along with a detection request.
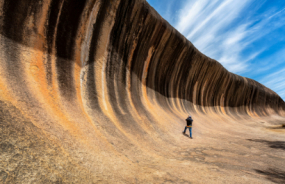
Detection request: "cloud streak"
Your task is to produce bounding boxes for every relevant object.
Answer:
[174,0,256,73]
[260,67,285,99]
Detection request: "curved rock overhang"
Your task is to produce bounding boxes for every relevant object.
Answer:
[0,0,284,183]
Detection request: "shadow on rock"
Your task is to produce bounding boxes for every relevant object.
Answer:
[247,139,285,150]
[255,168,285,183]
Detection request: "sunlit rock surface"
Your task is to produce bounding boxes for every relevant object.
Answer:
[0,0,285,183]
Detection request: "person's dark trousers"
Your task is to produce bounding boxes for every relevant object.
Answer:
[183,126,192,137]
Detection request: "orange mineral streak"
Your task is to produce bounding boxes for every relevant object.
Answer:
[93,3,119,121]
[0,76,13,104]
[88,2,155,157]
[141,47,155,129]
[72,0,122,149]
[28,49,83,138]
[169,46,187,115]
[1,0,285,183]
[141,46,177,132]
[126,41,143,121]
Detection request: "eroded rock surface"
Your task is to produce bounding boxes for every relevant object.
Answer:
[0,0,285,183]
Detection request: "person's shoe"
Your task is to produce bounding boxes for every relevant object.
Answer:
[182,132,186,134]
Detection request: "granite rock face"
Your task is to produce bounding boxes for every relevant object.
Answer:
[0,0,285,183]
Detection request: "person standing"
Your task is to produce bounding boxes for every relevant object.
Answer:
[183,116,193,138]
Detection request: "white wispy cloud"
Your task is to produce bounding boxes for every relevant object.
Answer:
[260,68,285,99]
[173,0,285,74]
[174,0,254,73]
[248,48,285,76]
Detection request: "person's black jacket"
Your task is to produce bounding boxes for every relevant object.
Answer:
[186,116,193,126]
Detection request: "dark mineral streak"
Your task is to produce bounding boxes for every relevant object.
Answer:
[0,0,284,183]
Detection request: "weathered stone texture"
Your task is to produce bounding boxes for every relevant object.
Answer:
[0,0,284,183]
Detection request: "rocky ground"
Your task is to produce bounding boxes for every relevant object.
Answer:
[0,0,285,183]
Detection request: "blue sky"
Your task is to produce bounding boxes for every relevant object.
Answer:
[146,0,285,100]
